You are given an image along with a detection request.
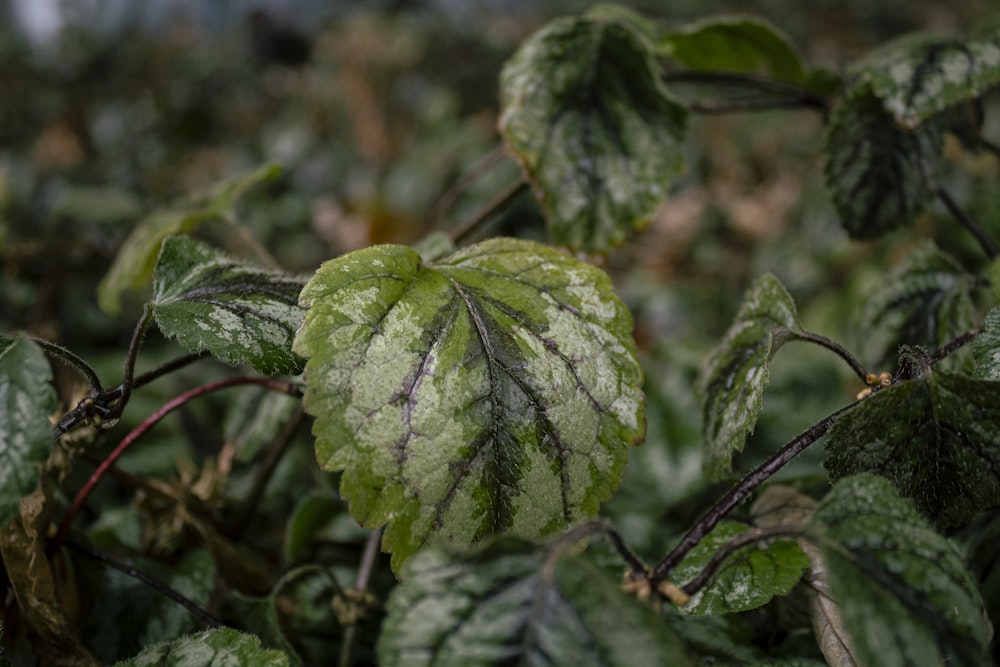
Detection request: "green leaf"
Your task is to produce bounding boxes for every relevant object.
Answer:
[698,274,801,480]
[499,16,688,253]
[377,538,691,667]
[857,243,975,366]
[113,628,290,667]
[669,521,809,616]
[806,474,991,667]
[228,591,303,667]
[854,30,1000,129]
[825,357,1000,527]
[150,235,306,375]
[0,334,56,527]
[660,16,806,83]
[823,86,942,239]
[98,163,281,315]
[293,238,644,570]
[972,305,1000,380]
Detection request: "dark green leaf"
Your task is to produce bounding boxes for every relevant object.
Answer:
[825,361,1000,527]
[98,163,281,315]
[854,30,1000,129]
[224,387,302,463]
[698,274,801,480]
[293,239,644,569]
[228,591,303,667]
[151,235,306,375]
[0,334,56,527]
[806,474,991,667]
[377,538,691,666]
[113,628,290,667]
[670,521,809,615]
[857,243,975,367]
[823,87,942,239]
[972,305,1000,380]
[660,16,806,83]
[499,17,687,253]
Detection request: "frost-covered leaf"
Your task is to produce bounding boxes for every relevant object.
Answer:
[856,243,975,366]
[98,163,281,315]
[698,274,801,480]
[854,29,1000,129]
[499,16,687,253]
[377,538,691,666]
[825,357,1000,527]
[660,16,806,83]
[806,474,991,667]
[151,235,306,375]
[824,86,942,239]
[972,305,1000,380]
[0,334,57,527]
[293,238,644,570]
[670,521,809,616]
[113,628,290,667]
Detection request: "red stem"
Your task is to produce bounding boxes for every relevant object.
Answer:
[50,376,300,552]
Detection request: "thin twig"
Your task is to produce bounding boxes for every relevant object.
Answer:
[931,327,981,364]
[651,400,859,583]
[130,351,210,392]
[978,136,1000,161]
[30,337,103,391]
[790,330,868,382]
[426,144,506,231]
[680,526,803,596]
[937,187,1000,260]
[60,539,224,628]
[116,306,154,419]
[662,70,829,110]
[450,180,530,245]
[339,527,384,667]
[689,95,826,115]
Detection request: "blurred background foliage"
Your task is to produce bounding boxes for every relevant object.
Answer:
[1,0,998,661]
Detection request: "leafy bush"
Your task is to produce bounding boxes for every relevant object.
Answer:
[3,4,1000,665]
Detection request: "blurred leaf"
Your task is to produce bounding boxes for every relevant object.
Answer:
[971,305,1000,380]
[806,474,991,667]
[228,592,303,667]
[150,236,306,375]
[0,334,56,527]
[661,16,806,83]
[825,352,1000,527]
[823,86,942,239]
[98,164,281,315]
[499,16,687,253]
[854,29,1000,129]
[698,274,802,480]
[856,243,975,367]
[224,388,302,463]
[113,628,290,667]
[294,239,643,570]
[283,493,346,563]
[377,538,691,666]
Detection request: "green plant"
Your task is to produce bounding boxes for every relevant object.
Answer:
[3,5,1000,665]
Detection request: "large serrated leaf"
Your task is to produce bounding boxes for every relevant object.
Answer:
[806,474,991,667]
[113,628,290,667]
[698,274,801,480]
[0,334,57,527]
[98,163,281,315]
[825,359,1000,527]
[499,16,687,253]
[823,86,942,239]
[150,235,306,375]
[972,305,1000,380]
[670,520,809,616]
[857,243,975,367]
[854,29,1000,129]
[293,238,644,569]
[377,538,691,667]
[660,16,806,83]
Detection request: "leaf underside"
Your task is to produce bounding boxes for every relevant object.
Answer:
[499,16,688,253]
[807,474,991,667]
[698,274,801,480]
[293,238,644,569]
[151,235,306,376]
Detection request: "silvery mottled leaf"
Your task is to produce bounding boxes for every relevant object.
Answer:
[499,16,687,253]
[971,306,1000,380]
[151,235,306,375]
[112,628,290,667]
[293,238,644,569]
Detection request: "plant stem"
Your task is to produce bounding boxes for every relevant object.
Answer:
[679,525,803,596]
[662,70,829,111]
[450,180,530,245]
[790,330,868,382]
[426,143,506,231]
[931,327,981,364]
[650,401,858,584]
[60,539,224,628]
[50,376,302,552]
[937,187,1000,260]
[115,306,154,419]
[130,351,210,392]
[339,527,384,667]
[30,337,103,391]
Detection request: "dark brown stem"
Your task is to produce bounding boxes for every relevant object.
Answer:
[790,330,868,382]
[131,351,209,391]
[339,527,384,667]
[937,187,1000,260]
[450,180,530,245]
[115,306,154,419]
[651,401,858,583]
[680,526,803,596]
